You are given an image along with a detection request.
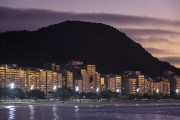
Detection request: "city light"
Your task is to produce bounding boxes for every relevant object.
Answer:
[31,85,34,90]
[96,87,99,92]
[176,89,179,93]
[136,88,140,92]
[53,85,57,91]
[75,86,79,92]
[30,85,34,100]
[116,89,120,93]
[156,89,159,93]
[10,83,15,89]
[53,85,57,98]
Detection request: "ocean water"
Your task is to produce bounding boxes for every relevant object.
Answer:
[0,103,180,120]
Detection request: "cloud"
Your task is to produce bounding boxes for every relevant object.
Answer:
[145,48,175,55]
[1,6,180,32]
[133,37,171,44]
[118,28,180,44]
[119,28,180,36]
[160,56,180,64]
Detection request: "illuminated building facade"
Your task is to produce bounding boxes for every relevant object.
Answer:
[122,71,145,95]
[170,76,180,95]
[0,64,63,97]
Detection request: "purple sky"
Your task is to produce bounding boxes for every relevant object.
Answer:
[0,0,180,68]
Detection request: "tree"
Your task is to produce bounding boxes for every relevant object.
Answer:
[55,88,75,100]
[100,90,113,99]
[0,87,26,99]
[27,89,45,99]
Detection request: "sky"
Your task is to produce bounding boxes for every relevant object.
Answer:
[0,0,180,68]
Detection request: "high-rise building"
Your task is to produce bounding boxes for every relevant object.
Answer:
[81,69,89,93]
[115,75,122,93]
[108,75,116,92]
[86,65,96,92]
[67,71,73,89]
[0,64,63,98]
[170,76,180,95]
[107,75,122,93]
[0,65,7,88]
[75,79,83,93]
[162,79,170,95]
[100,77,106,90]
[122,71,145,95]
[144,77,153,95]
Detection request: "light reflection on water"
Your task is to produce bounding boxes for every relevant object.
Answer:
[52,105,59,120]
[7,106,16,120]
[0,104,180,120]
[29,105,35,120]
[74,105,79,120]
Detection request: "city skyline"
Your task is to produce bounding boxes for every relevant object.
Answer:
[0,0,180,68]
[0,61,179,98]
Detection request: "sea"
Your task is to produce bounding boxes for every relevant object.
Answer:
[0,103,180,120]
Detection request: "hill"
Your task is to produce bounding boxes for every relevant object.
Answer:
[0,21,179,77]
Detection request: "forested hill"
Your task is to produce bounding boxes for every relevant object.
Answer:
[0,21,179,77]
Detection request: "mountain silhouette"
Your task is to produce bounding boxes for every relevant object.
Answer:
[0,21,179,77]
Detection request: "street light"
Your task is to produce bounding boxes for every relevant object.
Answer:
[30,85,34,100]
[10,83,15,99]
[136,88,140,93]
[176,89,179,95]
[53,85,57,98]
[156,89,159,94]
[75,86,79,92]
[75,86,79,100]
[96,87,99,100]
[136,88,140,100]
[10,83,15,89]
[116,89,120,93]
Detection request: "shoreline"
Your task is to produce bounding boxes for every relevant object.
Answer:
[1,100,180,107]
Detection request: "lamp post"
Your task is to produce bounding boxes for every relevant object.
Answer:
[53,85,57,98]
[156,89,159,94]
[10,83,15,100]
[30,85,34,100]
[176,89,179,95]
[75,86,79,99]
[136,88,140,100]
[116,89,120,93]
[136,88,140,95]
[96,87,99,100]
[116,89,120,98]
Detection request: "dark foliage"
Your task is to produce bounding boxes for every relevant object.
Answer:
[26,89,45,99]
[0,21,180,77]
[55,88,75,100]
[0,87,26,99]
